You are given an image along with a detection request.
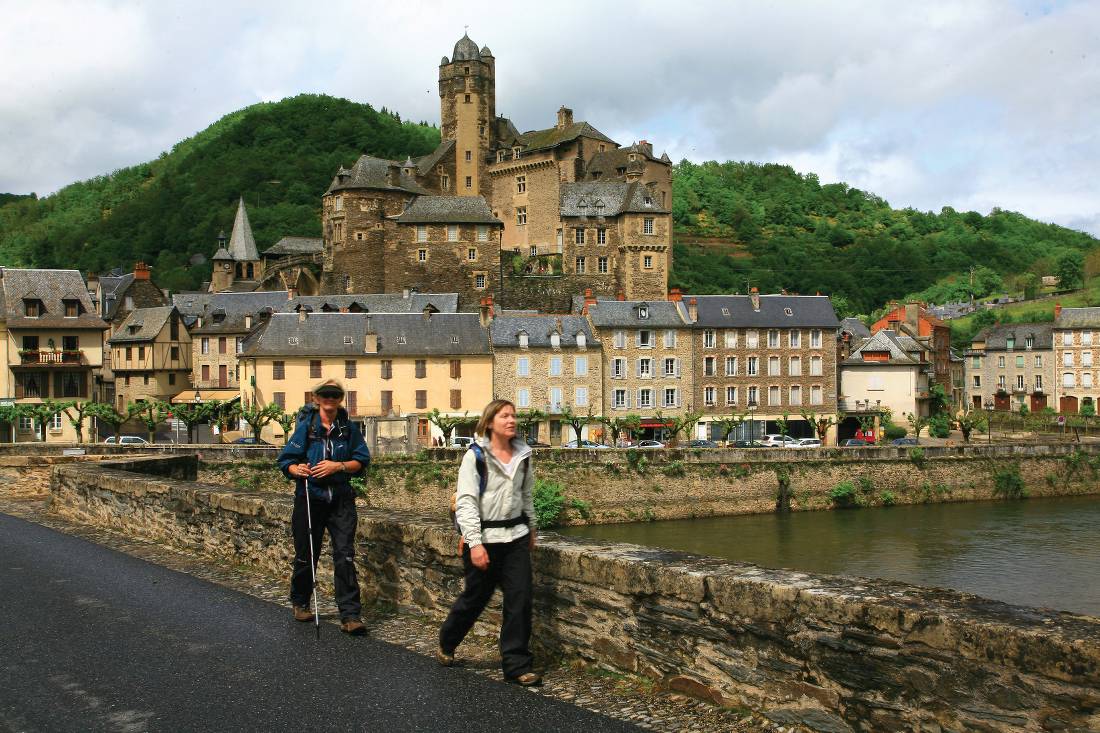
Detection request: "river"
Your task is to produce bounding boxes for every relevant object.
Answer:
[557,495,1100,617]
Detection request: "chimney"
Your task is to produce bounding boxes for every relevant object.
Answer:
[583,288,597,313]
[616,291,626,301]
[87,272,98,284]
[1055,303,1062,320]
[244,315,252,330]
[422,305,433,321]
[687,297,698,322]
[479,296,494,327]
[298,308,307,324]
[556,106,573,129]
[904,302,920,327]
[668,288,682,302]
[134,262,151,280]
[750,287,760,312]
[402,288,410,299]
[387,163,401,186]
[364,316,378,354]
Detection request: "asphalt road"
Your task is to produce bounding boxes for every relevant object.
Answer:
[0,513,640,733]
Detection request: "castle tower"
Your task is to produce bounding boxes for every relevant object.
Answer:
[439,33,495,197]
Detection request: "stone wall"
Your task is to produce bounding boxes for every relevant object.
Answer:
[50,455,1100,732]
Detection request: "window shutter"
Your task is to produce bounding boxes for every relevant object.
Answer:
[346,391,357,415]
[304,391,312,407]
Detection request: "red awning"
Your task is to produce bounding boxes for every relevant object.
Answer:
[639,420,674,428]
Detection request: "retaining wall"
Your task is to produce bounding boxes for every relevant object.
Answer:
[50,455,1100,732]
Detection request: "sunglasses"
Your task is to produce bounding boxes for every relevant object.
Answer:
[315,391,344,399]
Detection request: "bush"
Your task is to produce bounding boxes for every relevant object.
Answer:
[662,460,686,477]
[532,479,590,528]
[884,425,908,441]
[908,447,926,468]
[928,414,950,438]
[828,480,862,508]
[992,464,1028,499]
[878,490,897,506]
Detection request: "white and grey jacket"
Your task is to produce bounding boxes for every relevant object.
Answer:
[454,437,535,547]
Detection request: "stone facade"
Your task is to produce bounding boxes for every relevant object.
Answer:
[967,322,1054,413]
[52,454,1100,732]
[1052,306,1100,414]
[108,306,191,409]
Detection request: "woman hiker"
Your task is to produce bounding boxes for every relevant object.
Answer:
[278,378,371,635]
[437,399,541,686]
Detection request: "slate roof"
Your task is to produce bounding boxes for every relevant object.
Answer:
[586,300,691,328]
[227,198,259,261]
[326,155,432,195]
[586,145,666,178]
[172,291,290,333]
[840,317,871,339]
[212,248,232,261]
[1055,307,1100,329]
[262,237,323,257]
[973,323,1055,350]
[842,329,926,366]
[108,306,177,344]
[560,181,667,217]
[280,293,459,314]
[0,268,107,329]
[452,33,481,62]
[415,139,456,176]
[98,273,134,319]
[241,312,490,357]
[517,121,617,154]
[689,295,840,329]
[490,315,599,349]
[492,117,522,145]
[393,196,502,225]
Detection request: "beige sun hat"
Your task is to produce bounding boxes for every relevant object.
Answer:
[311,378,346,396]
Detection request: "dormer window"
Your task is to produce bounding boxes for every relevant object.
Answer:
[638,305,649,320]
[63,299,80,318]
[213,312,225,323]
[1026,335,1034,350]
[497,150,506,163]
[512,147,520,160]
[288,337,299,346]
[1006,336,1015,350]
[644,196,652,206]
[23,299,42,318]
[629,154,637,162]
[784,308,793,317]
[343,336,353,345]
[576,332,586,349]
[518,331,529,349]
[451,335,459,344]
[550,333,561,348]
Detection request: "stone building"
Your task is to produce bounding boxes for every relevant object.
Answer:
[239,310,492,444]
[871,302,956,409]
[1052,305,1100,414]
[107,306,191,410]
[260,237,323,295]
[315,33,673,310]
[0,268,105,442]
[209,198,264,293]
[583,295,695,441]
[172,291,291,396]
[689,290,840,442]
[965,323,1053,413]
[489,306,602,445]
[279,292,459,315]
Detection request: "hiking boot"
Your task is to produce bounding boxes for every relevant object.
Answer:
[292,605,313,623]
[340,617,367,636]
[436,646,455,667]
[508,672,542,687]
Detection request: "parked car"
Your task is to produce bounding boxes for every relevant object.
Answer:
[628,440,665,449]
[688,439,719,448]
[841,438,870,447]
[104,435,149,445]
[791,438,822,449]
[451,436,474,448]
[232,436,272,446]
[524,439,551,448]
[732,440,765,448]
[760,434,799,448]
[891,437,919,446]
[562,439,610,449]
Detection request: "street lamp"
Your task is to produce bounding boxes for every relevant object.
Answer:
[747,398,758,445]
[983,400,994,446]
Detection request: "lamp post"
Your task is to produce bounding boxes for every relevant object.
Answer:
[747,398,758,445]
[983,400,994,446]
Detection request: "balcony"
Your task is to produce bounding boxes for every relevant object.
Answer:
[16,350,86,367]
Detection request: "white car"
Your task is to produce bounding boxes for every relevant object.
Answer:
[450,436,474,448]
[760,434,798,448]
[627,440,665,449]
[791,438,822,449]
[104,435,149,445]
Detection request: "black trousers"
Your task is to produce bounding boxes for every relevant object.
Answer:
[289,491,362,620]
[439,535,533,679]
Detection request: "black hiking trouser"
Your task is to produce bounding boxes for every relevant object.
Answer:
[289,491,362,621]
[439,535,533,679]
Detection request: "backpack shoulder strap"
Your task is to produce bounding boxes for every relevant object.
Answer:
[468,444,488,496]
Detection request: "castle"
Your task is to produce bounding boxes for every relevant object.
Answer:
[213,33,674,310]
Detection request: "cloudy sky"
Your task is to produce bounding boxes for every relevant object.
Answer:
[2,0,1098,234]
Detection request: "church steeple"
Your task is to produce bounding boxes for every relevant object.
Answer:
[227,197,259,261]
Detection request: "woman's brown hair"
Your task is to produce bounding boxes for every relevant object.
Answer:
[475,399,516,437]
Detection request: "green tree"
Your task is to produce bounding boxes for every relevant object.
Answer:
[276,410,297,444]
[598,414,641,447]
[168,401,215,444]
[559,406,597,446]
[654,409,703,448]
[426,408,475,447]
[800,410,837,445]
[236,401,283,442]
[515,409,547,443]
[22,399,75,441]
[86,402,141,440]
[712,413,746,444]
[1020,272,1040,300]
[1057,251,1085,290]
[906,412,930,444]
[955,410,986,443]
[130,400,168,443]
[61,400,95,442]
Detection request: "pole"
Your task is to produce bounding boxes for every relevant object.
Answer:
[303,488,321,640]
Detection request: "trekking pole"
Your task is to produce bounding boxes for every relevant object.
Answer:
[303,485,321,640]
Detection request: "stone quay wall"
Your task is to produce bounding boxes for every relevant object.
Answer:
[50,455,1100,732]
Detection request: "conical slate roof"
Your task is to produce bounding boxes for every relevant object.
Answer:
[452,33,480,62]
[228,197,259,261]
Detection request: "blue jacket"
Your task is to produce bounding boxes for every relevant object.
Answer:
[277,406,371,501]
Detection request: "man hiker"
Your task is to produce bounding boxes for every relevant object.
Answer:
[278,378,371,635]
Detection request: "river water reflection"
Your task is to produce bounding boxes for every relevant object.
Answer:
[557,495,1100,617]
